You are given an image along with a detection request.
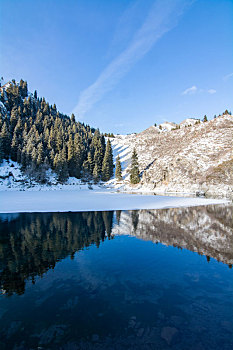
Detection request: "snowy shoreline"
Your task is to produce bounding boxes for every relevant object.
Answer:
[0,189,230,213]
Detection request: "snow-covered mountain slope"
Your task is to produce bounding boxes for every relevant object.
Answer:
[109,114,233,198]
[0,160,102,191]
[180,117,200,127]
[112,204,233,266]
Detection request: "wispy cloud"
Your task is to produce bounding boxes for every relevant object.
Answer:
[182,85,197,95]
[223,72,233,81]
[72,0,193,118]
[207,89,216,94]
[182,86,217,95]
[106,0,149,58]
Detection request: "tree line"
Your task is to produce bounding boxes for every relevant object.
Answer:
[0,79,114,183]
[0,79,142,185]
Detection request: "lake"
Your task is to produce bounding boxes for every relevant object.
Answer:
[0,204,233,349]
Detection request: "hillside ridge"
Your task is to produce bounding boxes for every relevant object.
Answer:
[110,113,233,198]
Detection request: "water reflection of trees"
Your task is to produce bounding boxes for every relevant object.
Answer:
[0,204,232,296]
[0,211,114,296]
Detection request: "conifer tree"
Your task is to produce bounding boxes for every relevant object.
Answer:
[115,155,122,181]
[130,148,140,184]
[11,133,18,161]
[20,150,27,169]
[54,148,68,182]
[71,113,75,123]
[82,151,93,180]
[102,139,114,181]
[22,81,28,98]
[31,147,37,165]
[0,138,3,164]
[37,142,44,166]
[0,122,10,159]
[10,107,18,134]
[74,134,84,178]
[67,135,76,176]
[93,141,103,181]
[203,115,208,122]
[17,148,21,164]
[93,163,100,183]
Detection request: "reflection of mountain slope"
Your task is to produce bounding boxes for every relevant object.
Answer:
[112,204,233,266]
[0,205,232,296]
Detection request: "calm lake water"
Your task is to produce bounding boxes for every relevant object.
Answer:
[0,204,233,350]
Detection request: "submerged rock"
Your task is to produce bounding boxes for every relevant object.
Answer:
[161,326,178,345]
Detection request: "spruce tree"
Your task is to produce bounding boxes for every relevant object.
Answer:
[93,163,100,183]
[71,113,75,123]
[0,138,3,164]
[54,148,68,183]
[102,139,114,181]
[82,151,93,180]
[74,134,83,178]
[67,135,75,176]
[115,155,122,181]
[130,148,140,184]
[20,150,27,169]
[10,107,18,134]
[93,141,103,181]
[203,115,208,122]
[17,147,21,164]
[11,132,18,161]
[37,142,44,166]
[0,122,10,159]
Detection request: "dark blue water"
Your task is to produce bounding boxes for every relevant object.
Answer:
[0,204,233,349]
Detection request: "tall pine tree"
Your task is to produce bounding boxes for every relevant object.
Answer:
[130,148,140,184]
[115,155,122,181]
[102,139,114,181]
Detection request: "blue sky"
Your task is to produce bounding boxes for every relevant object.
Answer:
[0,0,232,133]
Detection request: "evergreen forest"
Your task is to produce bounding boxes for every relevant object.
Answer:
[0,79,114,183]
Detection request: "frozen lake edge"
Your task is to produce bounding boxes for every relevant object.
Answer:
[0,189,230,213]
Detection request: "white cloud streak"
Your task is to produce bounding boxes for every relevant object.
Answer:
[223,72,233,81]
[182,86,217,95]
[182,85,197,95]
[72,0,192,118]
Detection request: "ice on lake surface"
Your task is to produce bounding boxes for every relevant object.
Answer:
[0,204,233,349]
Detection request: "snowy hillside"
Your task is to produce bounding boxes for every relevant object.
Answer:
[0,160,103,191]
[108,114,233,198]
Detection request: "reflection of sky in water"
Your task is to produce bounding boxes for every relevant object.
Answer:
[0,205,233,349]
